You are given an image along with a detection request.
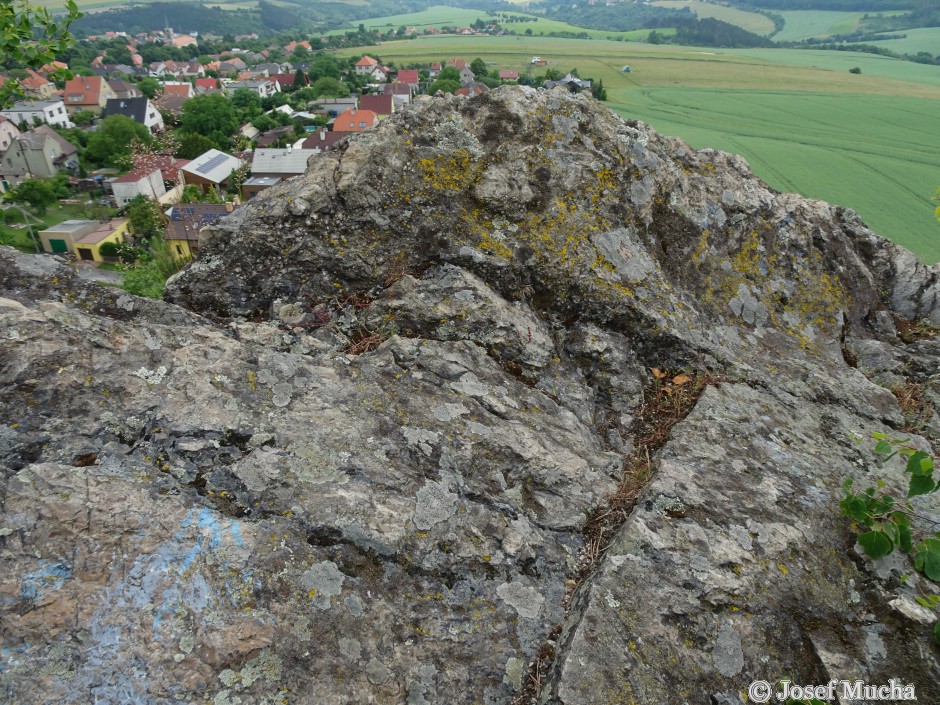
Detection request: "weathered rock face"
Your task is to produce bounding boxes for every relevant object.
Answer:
[2,86,939,705]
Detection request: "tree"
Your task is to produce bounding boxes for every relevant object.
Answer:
[0,0,83,108]
[5,178,56,214]
[85,115,153,168]
[72,110,96,126]
[175,132,216,160]
[231,88,263,118]
[470,58,487,78]
[137,77,162,100]
[125,194,165,238]
[310,77,349,99]
[438,66,461,83]
[309,56,340,82]
[180,93,238,150]
[428,79,461,95]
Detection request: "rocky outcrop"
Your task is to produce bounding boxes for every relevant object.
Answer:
[2,86,939,704]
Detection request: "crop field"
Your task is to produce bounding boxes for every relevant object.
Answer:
[854,27,940,56]
[336,6,659,41]
[773,11,865,42]
[341,35,940,262]
[651,0,776,36]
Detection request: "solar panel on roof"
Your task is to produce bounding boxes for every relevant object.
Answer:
[195,153,229,175]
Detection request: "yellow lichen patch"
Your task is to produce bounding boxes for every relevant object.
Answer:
[418,149,479,192]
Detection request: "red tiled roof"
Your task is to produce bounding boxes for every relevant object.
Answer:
[333,109,378,132]
[356,56,378,67]
[195,78,219,90]
[63,76,104,106]
[396,70,419,84]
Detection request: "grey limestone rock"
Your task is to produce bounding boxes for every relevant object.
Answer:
[2,85,939,705]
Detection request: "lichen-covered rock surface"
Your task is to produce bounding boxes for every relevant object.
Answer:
[2,86,939,704]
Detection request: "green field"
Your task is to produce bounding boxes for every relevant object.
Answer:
[852,27,940,56]
[652,0,776,36]
[339,35,940,262]
[333,6,659,41]
[774,11,866,41]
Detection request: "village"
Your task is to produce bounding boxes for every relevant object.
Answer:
[0,25,602,294]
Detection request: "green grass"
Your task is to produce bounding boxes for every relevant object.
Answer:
[0,203,116,254]
[332,6,664,41]
[851,27,940,56]
[615,89,940,262]
[774,11,866,42]
[338,36,940,262]
[651,0,776,36]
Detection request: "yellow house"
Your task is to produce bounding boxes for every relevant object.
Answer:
[165,203,238,261]
[73,219,131,262]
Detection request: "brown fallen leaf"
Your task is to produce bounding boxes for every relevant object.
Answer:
[650,367,667,379]
[672,373,692,386]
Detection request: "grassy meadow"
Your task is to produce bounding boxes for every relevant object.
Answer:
[855,27,940,55]
[342,35,940,262]
[651,0,776,36]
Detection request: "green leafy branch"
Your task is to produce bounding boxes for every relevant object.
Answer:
[840,433,940,643]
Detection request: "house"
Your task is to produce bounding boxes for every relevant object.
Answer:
[251,148,317,179]
[395,70,419,93]
[283,40,312,54]
[73,219,132,262]
[0,115,21,152]
[63,76,117,115]
[366,66,388,83]
[180,149,244,194]
[20,70,55,99]
[498,70,519,81]
[239,123,260,141]
[355,56,379,76]
[446,59,468,70]
[226,79,280,98]
[218,58,248,75]
[544,74,592,92]
[108,79,142,99]
[0,125,79,180]
[241,175,281,201]
[195,78,220,93]
[358,94,393,117]
[0,99,73,129]
[429,62,442,78]
[111,167,166,207]
[148,62,170,77]
[270,73,305,90]
[332,109,378,133]
[165,202,239,260]
[156,92,189,119]
[172,36,198,49]
[101,98,164,134]
[161,82,194,99]
[300,129,346,153]
[255,63,285,76]
[311,97,357,118]
[38,218,130,261]
[256,125,295,148]
[459,67,475,85]
[384,83,412,108]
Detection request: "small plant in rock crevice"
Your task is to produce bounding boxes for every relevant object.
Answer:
[840,433,940,644]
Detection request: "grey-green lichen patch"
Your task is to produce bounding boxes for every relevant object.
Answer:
[288,441,351,485]
[365,658,391,685]
[301,561,346,609]
[179,633,195,655]
[413,481,459,530]
[503,656,525,691]
[496,581,544,620]
[712,621,744,677]
[339,637,362,662]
